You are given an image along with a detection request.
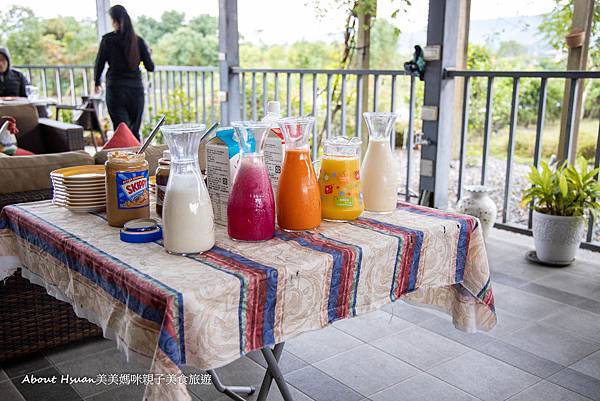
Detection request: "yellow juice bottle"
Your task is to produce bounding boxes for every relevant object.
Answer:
[318,137,363,221]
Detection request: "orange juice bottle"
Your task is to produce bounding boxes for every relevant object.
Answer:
[277,117,321,231]
[319,137,363,221]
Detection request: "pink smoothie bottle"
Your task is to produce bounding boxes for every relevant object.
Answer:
[227,121,275,241]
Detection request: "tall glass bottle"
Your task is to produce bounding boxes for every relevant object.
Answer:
[162,123,215,255]
[227,121,275,241]
[319,136,363,221]
[360,112,399,213]
[277,116,321,231]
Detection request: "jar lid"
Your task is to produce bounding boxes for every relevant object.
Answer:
[162,150,170,160]
[124,218,160,232]
[107,150,146,163]
[120,226,163,243]
[323,136,362,157]
[120,218,163,243]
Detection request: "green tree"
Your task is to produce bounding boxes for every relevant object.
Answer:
[0,6,45,64]
[135,15,163,44]
[497,40,528,59]
[370,18,401,69]
[0,6,97,65]
[159,11,186,36]
[135,11,186,45]
[136,12,219,66]
[155,27,218,66]
[539,0,600,67]
[189,14,217,37]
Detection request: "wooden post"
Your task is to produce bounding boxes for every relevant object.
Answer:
[95,0,111,42]
[420,0,468,209]
[451,0,471,159]
[355,2,375,154]
[557,0,594,163]
[219,0,241,125]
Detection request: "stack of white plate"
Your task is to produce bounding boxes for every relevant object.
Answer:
[51,165,106,212]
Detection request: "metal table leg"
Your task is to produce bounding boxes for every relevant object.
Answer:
[208,369,256,401]
[260,343,294,401]
[209,342,294,401]
[256,343,285,401]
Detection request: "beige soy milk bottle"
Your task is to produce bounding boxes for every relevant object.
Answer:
[360,112,399,213]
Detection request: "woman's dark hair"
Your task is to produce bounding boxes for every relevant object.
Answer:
[109,5,140,69]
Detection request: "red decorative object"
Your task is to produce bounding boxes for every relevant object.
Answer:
[101,123,141,150]
[14,148,35,156]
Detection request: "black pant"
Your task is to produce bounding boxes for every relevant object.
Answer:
[106,85,144,140]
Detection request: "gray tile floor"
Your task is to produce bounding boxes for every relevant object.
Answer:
[1,229,599,401]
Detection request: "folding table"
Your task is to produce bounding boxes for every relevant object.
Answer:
[0,200,496,401]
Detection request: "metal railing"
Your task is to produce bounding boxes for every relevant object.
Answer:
[233,67,420,200]
[144,66,218,125]
[16,64,599,249]
[18,65,95,104]
[446,69,600,250]
[14,65,219,125]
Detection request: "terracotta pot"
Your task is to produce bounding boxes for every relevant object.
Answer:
[566,29,585,48]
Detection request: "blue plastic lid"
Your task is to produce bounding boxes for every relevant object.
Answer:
[120,226,163,243]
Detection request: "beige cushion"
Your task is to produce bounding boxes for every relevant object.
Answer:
[0,150,94,194]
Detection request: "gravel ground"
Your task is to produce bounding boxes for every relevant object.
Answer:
[392,148,599,243]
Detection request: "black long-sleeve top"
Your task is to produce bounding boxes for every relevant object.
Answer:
[94,32,155,88]
[0,47,28,97]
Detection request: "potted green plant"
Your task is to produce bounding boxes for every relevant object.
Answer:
[521,158,600,265]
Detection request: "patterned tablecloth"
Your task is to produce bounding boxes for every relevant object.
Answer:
[0,200,496,401]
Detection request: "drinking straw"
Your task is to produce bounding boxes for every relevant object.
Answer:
[138,115,166,154]
[200,121,219,143]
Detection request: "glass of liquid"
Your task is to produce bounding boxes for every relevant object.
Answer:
[227,120,275,241]
[360,112,399,214]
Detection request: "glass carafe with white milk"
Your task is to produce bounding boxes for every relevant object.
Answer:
[161,123,215,255]
[360,112,399,213]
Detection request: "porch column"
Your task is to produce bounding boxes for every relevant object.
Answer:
[218,0,241,125]
[419,0,469,209]
[557,0,595,163]
[95,0,111,42]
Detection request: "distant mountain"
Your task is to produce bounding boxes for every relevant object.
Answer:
[398,15,558,57]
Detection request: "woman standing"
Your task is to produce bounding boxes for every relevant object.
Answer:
[94,5,154,140]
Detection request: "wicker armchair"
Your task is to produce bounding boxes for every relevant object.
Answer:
[0,103,84,154]
[0,150,102,362]
[0,145,167,362]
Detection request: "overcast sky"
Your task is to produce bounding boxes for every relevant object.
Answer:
[1,0,556,44]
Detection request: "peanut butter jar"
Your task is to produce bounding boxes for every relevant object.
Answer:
[105,151,150,227]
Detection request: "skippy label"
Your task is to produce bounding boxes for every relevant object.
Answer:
[116,171,149,209]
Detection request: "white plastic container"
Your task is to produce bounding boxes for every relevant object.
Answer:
[262,101,285,195]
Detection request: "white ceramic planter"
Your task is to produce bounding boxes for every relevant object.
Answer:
[532,210,585,264]
[456,185,498,240]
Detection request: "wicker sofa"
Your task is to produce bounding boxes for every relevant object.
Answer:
[0,145,167,362]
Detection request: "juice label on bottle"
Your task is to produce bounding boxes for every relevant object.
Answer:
[320,158,363,216]
[156,185,166,206]
[335,195,354,207]
[116,170,149,209]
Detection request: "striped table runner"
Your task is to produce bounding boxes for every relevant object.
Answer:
[0,200,496,400]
